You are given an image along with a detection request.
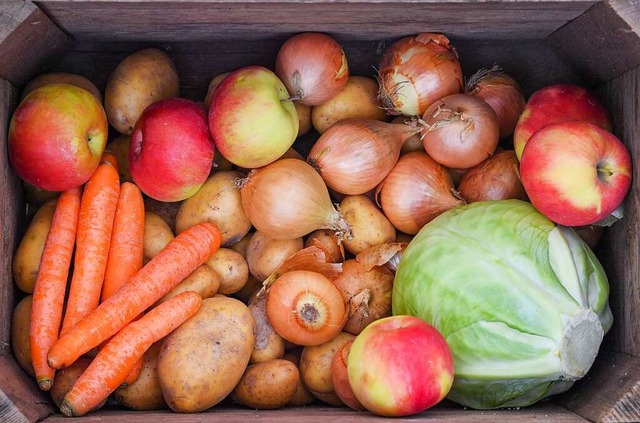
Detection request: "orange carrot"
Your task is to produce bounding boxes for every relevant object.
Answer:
[48,222,221,369]
[30,187,82,391]
[121,355,143,387]
[60,163,120,334]
[100,151,119,172]
[101,182,144,301]
[60,291,202,417]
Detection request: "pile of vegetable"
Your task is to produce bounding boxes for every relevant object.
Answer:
[8,31,632,417]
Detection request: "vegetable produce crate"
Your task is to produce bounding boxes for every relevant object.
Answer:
[1,0,640,421]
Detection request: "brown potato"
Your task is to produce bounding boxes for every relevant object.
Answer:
[232,359,299,409]
[158,297,255,413]
[143,196,181,232]
[175,171,251,246]
[51,357,106,411]
[22,72,102,102]
[229,232,253,259]
[300,332,355,406]
[304,229,344,263]
[105,135,133,182]
[11,295,33,376]
[340,195,396,255]
[144,212,174,264]
[311,76,389,134]
[246,231,303,281]
[114,342,167,410]
[13,199,56,293]
[295,102,312,137]
[204,72,230,108]
[249,295,285,364]
[283,349,316,407]
[233,275,262,304]
[105,48,180,135]
[157,264,221,304]
[206,248,249,295]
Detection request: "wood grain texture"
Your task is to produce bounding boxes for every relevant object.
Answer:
[34,1,595,42]
[0,355,53,423]
[594,66,640,358]
[556,350,640,422]
[0,79,22,357]
[547,1,640,86]
[44,401,585,422]
[0,2,70,87]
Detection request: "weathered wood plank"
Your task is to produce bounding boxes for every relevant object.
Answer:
[34,1,595,42]
[0,79,22,357]
[556,350,640,423]
[0,355,53,423]
[0,2,70,87]
[547,1,640,86]
[43,401,585,422]
[594,66,640,358]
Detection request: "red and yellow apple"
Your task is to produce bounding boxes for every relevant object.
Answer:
[520,121,632,226]
[514,84,611,160]
[129,98,214,202]
[208,66,298,169]
[348,315,454,417]
[331,341,365,411]
[8,83,108,191]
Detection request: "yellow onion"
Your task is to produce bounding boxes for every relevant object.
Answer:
[308,118,417,195]
[240,158,352,240]
[377,151,464,234]
[465,66,526,139]
[378,33,463,116]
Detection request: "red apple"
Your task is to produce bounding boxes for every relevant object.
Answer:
[209,66,298,169]
[331,341,365,411]
[8,83,108,191]
[348,315,454,417]
[129,98,214,202]
[520,121,631,226]
[514,84,611,160]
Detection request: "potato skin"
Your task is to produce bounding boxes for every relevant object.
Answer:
[105,48,179,135]
[143,212,174,264]
[158,297,256,413]
[206,248,249,295]
[312,76,389,134]
[115,342,167,410]
[283,350,316,406]
[175,171,251,246]
[300,332,355,406]
[157,264,220,304]
[246,231,303,281]
[11,295,33,376]
[232,359,299,409]
[249,295,285,364]
[50,357,105,410]
[13,199,56,293]
[105,135,133,183]
[340,195,396,255]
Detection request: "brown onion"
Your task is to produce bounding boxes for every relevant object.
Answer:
[457,149,528,203]
[378,33,463,116]
[354,242,406,274]
[304,230,345,263]
[275,33,349,106]
[465,66,526,139]
[377,151,464,234]
[308,118,417,195]
[332,259,393,336]
[421,93,499,169]
[392,116,424,155]
[240,159,352,240]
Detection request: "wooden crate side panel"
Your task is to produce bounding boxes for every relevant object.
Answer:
[34,1,595,42]
[0,355,53,423]
[595,66,640,357]
[556,350,640,423]
[0,2,70,87]
[547,1,640,86]
[0,79,22,357]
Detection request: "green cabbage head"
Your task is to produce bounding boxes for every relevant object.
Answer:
[392,200,612,409]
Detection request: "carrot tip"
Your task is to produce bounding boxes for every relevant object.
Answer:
[59,401,75,417]
[37,379,53,391]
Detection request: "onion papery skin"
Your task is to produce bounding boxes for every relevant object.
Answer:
[420,93,500,169]
[275,33,349,106]
[240,158,351,240]
[378,33,463,117]
[308,118,416,195]
[377,151,464,235]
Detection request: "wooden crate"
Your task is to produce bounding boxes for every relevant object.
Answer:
[1,1,639,421]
